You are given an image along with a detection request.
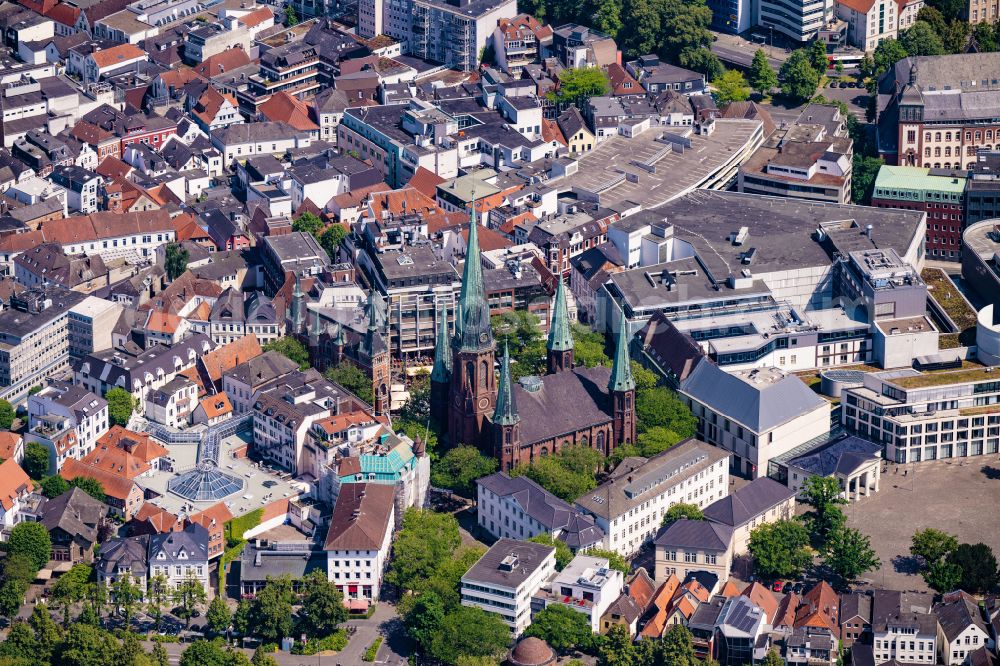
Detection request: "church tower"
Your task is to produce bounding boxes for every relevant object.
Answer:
[429,303,451,428]
[359,288,391,417]
[546,279,574,374]
[449,199,497,447]
[491,343,520,471]
[608,315,637,449]
[290,272,305,335]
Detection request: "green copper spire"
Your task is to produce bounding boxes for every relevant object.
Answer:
[547,279,574,353]
[365,287,378,332]
[431,304,452,383]
[291,272,304,332]
[492,342,519,426]
[360,288,387,359]
[608,314,635,393]
[310,307,322,338]
[455,195,493,352]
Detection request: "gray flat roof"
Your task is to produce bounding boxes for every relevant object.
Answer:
[462,538,554,589]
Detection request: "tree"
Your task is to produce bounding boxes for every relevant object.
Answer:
[8,521,51,571]
[635,387,696,436]
[512,447,602,502]
[598,624,639,666]
[947,543,999,593]
[387,510,462,592]
[323,364,374,404]
[430,446,497,497]
[923,559,963,592]
[631,362,658,392]
[150,643,170,666]
[297,570,347,638]
[713,69,751,105]
[39,475,69,498]
[252,575,294,642]
[528,533,573,570]
[55,624,118,666]
[799,476,847,550]
[873,39,909,79]
[250,648,278,666]
[852,155,884,205]
[826,527,880,582]
[105,387,136,428]
[112,575,142,626]
[404,592,446,654]
[0,623,37,661]
[0,579,28,620]
[283,4,297,26]
[492,311,547,380]
[901,21,946,55]
[680,48,724,81]
[748,49,778,95]
[292,212,322,236]
[172,573,207,629]
[146,575,169,631]
[206,596,232,637]
[658,624,698,666]
[429,606,510,665]
[318,225,347,260]
[263,337,310,370]
[662,502,704,527]
[587,548,630,575]
[85,582,108,628]
[164,244,189,281]
[910,528,958,565]
[179,641,234,666]
[231,599,253,637]
[52,563,91,627]
[29,603,62,664]
[809,39,829,74]
[3,553,36,584]
[549,67,610,106]
[780,50,821,102]
[69,476,106,503]
[523,604,595,653]
[571,324,610,368]
[77,604,99,627]
[23,441,50,479]
[762,649,785,666]
[593,0,623,37]
[636,427,684,457]
[0,399,14,430]
[748,519,812,579]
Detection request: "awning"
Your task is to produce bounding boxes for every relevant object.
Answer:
[346,598,369,611]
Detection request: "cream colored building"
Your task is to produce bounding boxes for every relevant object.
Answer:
[702,476,796,555]
[654,518,733,583]
[836,0,922,51]
[967,0,998,22]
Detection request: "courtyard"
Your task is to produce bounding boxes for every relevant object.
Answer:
[843,457,1000,592]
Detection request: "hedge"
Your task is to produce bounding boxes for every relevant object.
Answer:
[220,508,263,574]
[363,636,383,662]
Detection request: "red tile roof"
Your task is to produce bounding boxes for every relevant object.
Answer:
[0,459,32,511]
[198,393,233,419]
[60,458,138,502]
[91,43,146,69]
[258,91,318,132]
[407,167,445,199]
[96,155,133,179]
[237,5,272,28]
[193,48,252,78]
[0,433,22,462]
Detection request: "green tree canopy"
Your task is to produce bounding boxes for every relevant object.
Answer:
[852,155,884,205]
[748,519,812,579]
[404,591,447,654]
[587,548,630,575]
[873,39,908,79]
[713,69,751,105]
[23,441,51,480]
[283,3,297,26]
[69,476,106,503]
[780,50,821,102]
[0,579,28,620]
[39,475,69,498]
[680,47,724,81]
[324,363,374,405]
[263,337,310,370]
[527,533,572,570]
[206,596,232,636]
[297,570,347,638]
[511,446,602,502]
[8,521,51,572]
[748,49,778,95]
[662,502,704,527]
[387,510,462,592]
[635,387,696,436]
[947,543,999,593]
[910,528,958,565]
[164,244,190,281]
[901,21,946,55]
[318,225,347,260]
[762,648,785,666]
[826,527,880,582]
[251,576,293,642]
[429,606,510,665]
[292,212,323,236]
[54,623,118,666]
[808,39,829,73]
[923,559,963,592]
[172,574,207,630]
[549,67,610,106]
[492,311,547,380]
[523,604,596,653]
[799,475,847,550]
[105,387,136,428]
[431,446,497,497]
[658,624,698,666]
[0,400,14,430]
[571,324,610,368]
[179,640,243,666]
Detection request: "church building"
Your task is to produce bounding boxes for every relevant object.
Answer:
[431,207,637,471]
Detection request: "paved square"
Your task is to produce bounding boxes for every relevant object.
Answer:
[843,457,1000,591]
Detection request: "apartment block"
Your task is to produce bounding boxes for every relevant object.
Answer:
[532,555,624,632]
[461,539,556,635]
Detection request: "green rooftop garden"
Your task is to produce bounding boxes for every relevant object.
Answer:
[892,366,999,389]
[922,268,977,348]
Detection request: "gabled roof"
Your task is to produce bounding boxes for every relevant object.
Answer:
[640,574,681,638]
[259,91,318,132]
[935,597,989,643]
[627,567,657,610]
[654,518,732,552]
[90,43,145,69]
[198,392,233,419]
[0,459,32,511]
[323,483,395,551]
[193,48,251,78]
[703,476,795,528]
[741,582,779,624]
[40,487,108,542]
[149,522,209,563]
[60,458,139,502]
[0,432,22,462]
[795,582,840,631]
[407,166,445,198]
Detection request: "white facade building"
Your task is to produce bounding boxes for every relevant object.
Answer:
[27,381,108,473]
[533,555,624,632]
[324,483,395,604]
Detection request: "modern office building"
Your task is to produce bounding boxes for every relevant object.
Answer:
[964,151,1000,226]
[756,0,835,42]
[871,166,967,261]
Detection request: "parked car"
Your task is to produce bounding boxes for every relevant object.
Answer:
[792,582,805,594]
[772,580,785,592]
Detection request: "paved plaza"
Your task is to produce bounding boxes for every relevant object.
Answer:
[844,457,1000,591]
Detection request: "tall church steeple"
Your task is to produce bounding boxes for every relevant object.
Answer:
[430,303,451,427]
[609,314,636,448]
[360,287,390,417]
[291,272,305,334]
[492,342,520,470]
[448,194,497,447]
[547,279,574,374]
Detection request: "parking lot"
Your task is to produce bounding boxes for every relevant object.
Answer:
[843,457,1000,591]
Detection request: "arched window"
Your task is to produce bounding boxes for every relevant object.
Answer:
[466,362,474,384]
[597,431,606,454]
[539,446,548,456]
[480,360,488,387]
[581,436,589,447]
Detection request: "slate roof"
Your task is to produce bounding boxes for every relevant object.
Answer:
[477,473,604,549]
[787,435,882,477]
[97,535,149,579]
[653,518,732,552]
[703,477,794,528]
[240,544,326,582]
[511,366,614,445]
[40,487,108,544]
[935,597,989,643]
[149,522,209,564]
[841,591,872,623]
[681,361,828,433]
